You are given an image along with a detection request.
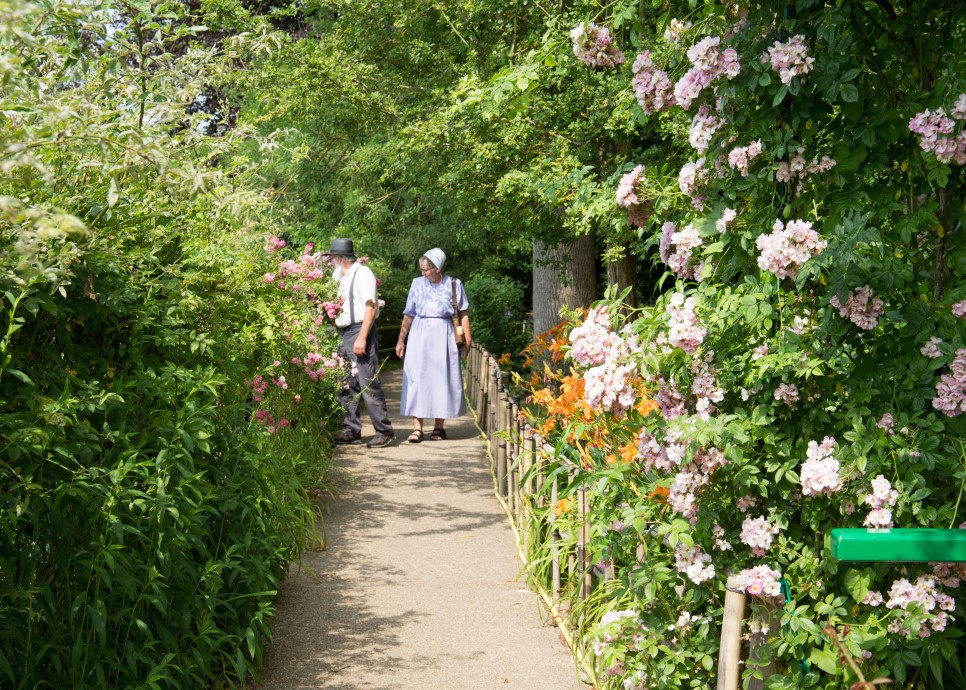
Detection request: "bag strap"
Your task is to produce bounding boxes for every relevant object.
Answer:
[451,279,458,316]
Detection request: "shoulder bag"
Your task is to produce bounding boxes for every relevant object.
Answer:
[450,279,466,346]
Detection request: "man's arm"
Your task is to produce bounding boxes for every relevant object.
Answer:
[354,301,377,356]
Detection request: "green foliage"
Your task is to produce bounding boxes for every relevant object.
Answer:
[464,273,530,357]
[0,2,341,687]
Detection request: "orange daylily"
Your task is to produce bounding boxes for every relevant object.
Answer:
[554,498,571,516]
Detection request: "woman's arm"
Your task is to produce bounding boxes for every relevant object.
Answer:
[395,314,414,358]
[459,313,471,359]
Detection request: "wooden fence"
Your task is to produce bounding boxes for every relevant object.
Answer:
[464,342,772,690]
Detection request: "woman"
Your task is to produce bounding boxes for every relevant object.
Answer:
[395,248,472,442]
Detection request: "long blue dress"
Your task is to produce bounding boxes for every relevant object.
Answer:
[400,275,469,419]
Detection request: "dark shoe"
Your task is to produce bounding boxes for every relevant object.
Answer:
[429,428,447,441]
[366,432,395,448]
[333,430,362,445]
[407,430,424,443]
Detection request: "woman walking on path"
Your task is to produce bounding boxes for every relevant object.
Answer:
[395,248,471,443]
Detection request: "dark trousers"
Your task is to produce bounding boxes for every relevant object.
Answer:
[337,324,393,435]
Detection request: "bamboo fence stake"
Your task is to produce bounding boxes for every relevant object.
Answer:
[496,386,508,497]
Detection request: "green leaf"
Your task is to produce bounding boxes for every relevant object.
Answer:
[843,568,873,603]
[839,84,859,102]
[808,647,842,675]
[773,85,788,106]
[8,369,34,386]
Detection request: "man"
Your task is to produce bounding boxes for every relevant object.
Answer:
[329,238,395,448]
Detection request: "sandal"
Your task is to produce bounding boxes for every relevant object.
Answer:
[407,430,424,443]
[429,428,447,441]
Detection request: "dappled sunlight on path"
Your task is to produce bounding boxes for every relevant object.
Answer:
[256,366,586,690]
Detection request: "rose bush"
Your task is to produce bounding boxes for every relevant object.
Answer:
[521,2,966,688]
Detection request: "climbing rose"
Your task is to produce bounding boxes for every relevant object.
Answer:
[727,139,763,176]
[568,305,625,366]
[800,436,842,497]
[863,475,898,528]
[761,35,814,84]
[921,336,943,358]
[909,103,966,165]
[616,165,650,226]
[689,106,720,153]
[666,292,706,354]
[952,300,966,317]
[756,219,827,280]
[663,18,691,46]
[829,285,885,330]
[773,383,799,405]
[631,51,676,114]
[933,349,966,417]
[733,565,782,598]
[740,516,778,556]
[674,542,715,584]
[571,22,625,68]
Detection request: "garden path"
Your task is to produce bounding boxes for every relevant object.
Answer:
[255,366,586,690]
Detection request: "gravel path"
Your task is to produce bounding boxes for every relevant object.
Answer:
[255,366,586,690]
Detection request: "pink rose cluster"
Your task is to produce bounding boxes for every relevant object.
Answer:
[953,300,966,318]
[615,164,650,227]
[245,374,269,402]
[883,576,956,637]
[673,36,741,110]
[674,542,716,584]
[933,348,966,417]
[727,139,763,176]
[568,305,625,366]
[663,18,691,46]
[689,106,720,153]
[668,469,708,522]
[909,95,966,165]
[740,516,779,556]
[570,22,625,69]
[666,292,706,354]
[583,360,638,415]
[691,355,725,419]
[264,234,286,252]
[800,436,842,497]
[716,207,737,233]
[732,565,783,598]
[776,148,837,193]
[656,378,688,419]
[761,35,814,85]
[659,221,703,279]
[773,383,799,406]
[829,285,884,330]
[876,412,895,435]
[631,51,676,115]
[863,474,898,528]
[253,409,289,435]
[756,219,828,280]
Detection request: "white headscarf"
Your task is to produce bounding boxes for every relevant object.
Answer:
[423,247,446,272]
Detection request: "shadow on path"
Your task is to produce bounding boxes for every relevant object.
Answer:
[256,367,585,690]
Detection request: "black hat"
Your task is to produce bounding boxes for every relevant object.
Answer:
[329,238,354,256]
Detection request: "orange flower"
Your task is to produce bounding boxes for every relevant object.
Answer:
[498,352,513,365]
[554,498,571,516]
[649,486,670,502]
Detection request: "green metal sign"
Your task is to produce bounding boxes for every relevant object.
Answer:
[830,528,966,563]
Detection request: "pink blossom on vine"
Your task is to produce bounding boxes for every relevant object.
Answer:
[953,94,966,120]
[952,300,966,317]
[674,542,716,584]
[631,51,676,114]
[933,348,966,417]
[657,377,688,419]
[886,576,956,637]
[571,22,625,68]
[752,343,768,360]
[669,469,708,522]
[568,305,625,366]
[921,336,943,358]
[673,67,712,110]
[756,219,827,280]
[909,106,966,164]
[678,157,708,197]
[761,35,814,85]
[264,235,286,252]
[691,354,724,419]
[733,565,782,598]
[716,207,737,233]
[829,285,884,330]
[876,412,895,435]
[727,140,763,176]
[773,383,799,405]
[740,516,778,556]
[689,106,720,153]
[737,495,757,513]
[616,164,650,226]
[863,590,884,606]
[712,524,732,551]
[263,273,276,283]
[666,292,706,354]
[663,18,691,46]
[660,222,703,279]
[801,436,842,497]
[584,361,638,414]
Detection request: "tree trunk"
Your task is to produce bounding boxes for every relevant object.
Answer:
[532,234,596,337]
[606,247,637,308]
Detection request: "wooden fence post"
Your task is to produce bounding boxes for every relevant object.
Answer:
[496,384,508,497]
[550,461,561,598]
[717,581,747,690]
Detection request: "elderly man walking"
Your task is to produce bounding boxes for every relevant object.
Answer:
[329,238,395,448]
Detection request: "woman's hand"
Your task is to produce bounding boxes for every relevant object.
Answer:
[395,340,406,358]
